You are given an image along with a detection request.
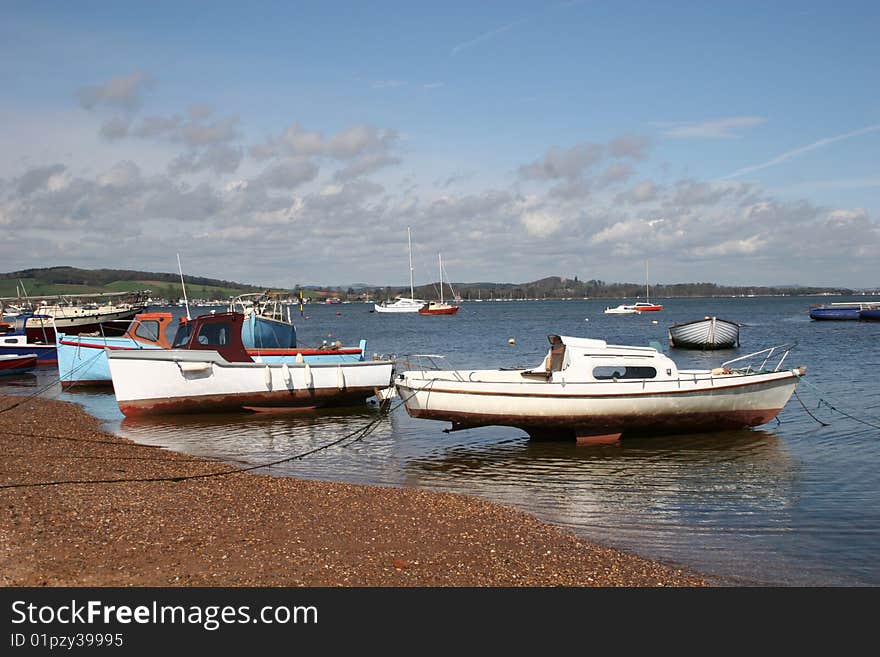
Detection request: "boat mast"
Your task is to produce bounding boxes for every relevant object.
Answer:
[439,253,444,304]
[645,261,650,302]
[407,226,414,300]
[177,253,191,320]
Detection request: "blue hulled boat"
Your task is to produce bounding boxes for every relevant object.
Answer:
[809,302,878,321]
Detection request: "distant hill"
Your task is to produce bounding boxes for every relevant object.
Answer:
[0,266,263,301]
[0,266,869,302]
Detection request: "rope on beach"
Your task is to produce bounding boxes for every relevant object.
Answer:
[0,379,432,491]
[794,376,880,431]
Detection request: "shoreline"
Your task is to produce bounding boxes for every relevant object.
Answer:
[0,394,708,587]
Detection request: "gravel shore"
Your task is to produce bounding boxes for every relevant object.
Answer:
[0,394,707,586]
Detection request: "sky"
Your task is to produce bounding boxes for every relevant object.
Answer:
[1,0,878,289]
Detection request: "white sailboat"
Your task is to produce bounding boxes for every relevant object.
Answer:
[603,261,662,314]
[374,226,426,313]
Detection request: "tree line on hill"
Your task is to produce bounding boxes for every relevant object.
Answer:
[0,267,867,303]
[324,276,862,302]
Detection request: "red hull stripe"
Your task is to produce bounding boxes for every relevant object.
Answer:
[410,407,785,435]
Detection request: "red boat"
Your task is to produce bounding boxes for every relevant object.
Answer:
[633,302,663,312]
[0,353,38,375]
[418,253,460,316]
[418,301,460,315]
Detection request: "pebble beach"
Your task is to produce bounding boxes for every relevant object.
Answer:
[0,394,707,587]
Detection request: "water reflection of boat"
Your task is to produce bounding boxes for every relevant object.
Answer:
[117,405,393,466]
[405,428,788,478]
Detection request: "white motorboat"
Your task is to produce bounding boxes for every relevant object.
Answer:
[603,304,639,315]
[395,335,805,443]
[107,311,394,417]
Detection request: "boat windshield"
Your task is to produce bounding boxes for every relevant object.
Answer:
[134,320,161,342]
[195,321,234,346]
[172,322,192,348]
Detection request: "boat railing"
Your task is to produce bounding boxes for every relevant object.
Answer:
[721,344,794,373]
[398,353,468,380]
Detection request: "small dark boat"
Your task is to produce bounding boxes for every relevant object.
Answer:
[859,308,880,321]
[668,316,740,350]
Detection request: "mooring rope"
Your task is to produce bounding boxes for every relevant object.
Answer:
[795,375,880,431]
[0,374,435,490]
[0,348,107,414]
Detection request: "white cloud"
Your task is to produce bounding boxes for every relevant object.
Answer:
[519,143,604,181]
[521,210,563,237]
[691,235,766,257]
[251,122,398,161]
[77,71,154,111]
[657,116,766,139]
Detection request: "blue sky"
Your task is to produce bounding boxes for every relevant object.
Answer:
[1,1,878,288]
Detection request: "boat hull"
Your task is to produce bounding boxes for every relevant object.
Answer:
[418,305,459,315]
[374,299,425,313]
[668,317,740,350]
[0,335,57,364]
[108,351,394,417]
[25,307,143,342]
[859,309,880,321]
[396,368,801,440]
[604,305,638,315]
[0,353,37,375]
[809,307,861,320]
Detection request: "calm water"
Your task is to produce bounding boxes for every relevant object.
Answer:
[4,297,880,586]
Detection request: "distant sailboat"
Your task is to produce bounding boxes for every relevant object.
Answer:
[374,227,426,313]
[636,261,662,311]
[604,261,662,314]
[419,253,460,315]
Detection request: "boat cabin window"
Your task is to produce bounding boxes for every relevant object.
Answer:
[134,320,160,342]
[172,322,192,348]
[195,321,233,346]
[593,365,657,380]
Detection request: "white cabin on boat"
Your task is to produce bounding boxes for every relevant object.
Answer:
[525,335,678,382]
